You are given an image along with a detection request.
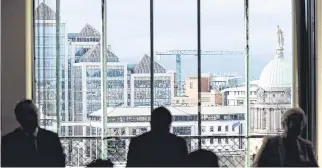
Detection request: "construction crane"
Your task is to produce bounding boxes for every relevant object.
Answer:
[155,50,243,96]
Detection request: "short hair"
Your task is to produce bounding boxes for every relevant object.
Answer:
[281,107,306,126]
[86,159,114,167]
[14,99,37,116]
[151,106,172,125]
[188,149,219,167]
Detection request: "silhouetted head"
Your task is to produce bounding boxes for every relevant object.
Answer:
[187,149,219,167]
[14,99,39,134]
[150,106,172,133]
[282,107,306,139]
[86,159,114,167]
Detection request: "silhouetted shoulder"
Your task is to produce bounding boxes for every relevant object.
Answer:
[2,132,14,142]
[39,128,59,137]
[266,135,280,141]
[264,135,282,145]
[171,133,186,143]
[2,131,15,140]
[130,132,150,142]
[2,128,23,142]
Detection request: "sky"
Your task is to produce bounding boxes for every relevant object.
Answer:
[35,0,292,79]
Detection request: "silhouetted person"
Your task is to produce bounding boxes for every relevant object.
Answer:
[87,159,114,167]
[187,149,219,167]
[126,106,188,167]
[253,107,318,167]
[1,99,66,167]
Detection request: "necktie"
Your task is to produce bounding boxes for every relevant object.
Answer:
[27,134,37,154]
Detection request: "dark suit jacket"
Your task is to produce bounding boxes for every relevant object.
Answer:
[126,131,188,167]
[253,136,318,167]
[1,127,66,167]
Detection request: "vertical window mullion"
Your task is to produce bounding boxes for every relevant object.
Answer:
[197,0,202,150]
[42,0,47,129]
[101,0,108,160]
[55,0,61,136]
[244,0,250,167]
[150,0,154,111]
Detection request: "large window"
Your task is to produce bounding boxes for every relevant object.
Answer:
[34,0,293,167]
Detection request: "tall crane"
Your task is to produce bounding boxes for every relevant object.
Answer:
[155,50,243,96]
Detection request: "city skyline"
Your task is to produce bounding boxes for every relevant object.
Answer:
[32,1,294,166]
[35,0,292,78]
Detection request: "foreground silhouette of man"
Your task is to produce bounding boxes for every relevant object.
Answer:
[126,107,188,167]
[253,107,318,167]
[1,99,65,167]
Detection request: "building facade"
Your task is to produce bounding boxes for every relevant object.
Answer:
[67,24,101,122]
[250,26,291,135]
[211,73,244,92]
[72,56,125,122]
[61,106,246,166]
[130,54,174,107]
[34,3,67,122]
[130,72,175,107]
[219,26,292,155]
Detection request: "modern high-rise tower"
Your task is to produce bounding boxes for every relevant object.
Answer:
[34,3,67,131]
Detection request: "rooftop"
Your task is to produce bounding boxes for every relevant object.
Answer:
[221,85,258,92]
[68,33,78,39]
[133,54,166,74]
[89,106,246,117]
[35,2,56,20]
[76,24,101,39]
[79,43,119,62]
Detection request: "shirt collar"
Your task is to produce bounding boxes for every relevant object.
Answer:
[21,127,39,137]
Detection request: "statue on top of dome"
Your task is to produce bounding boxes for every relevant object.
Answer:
[276,25,284,58]
[277,25,284,49]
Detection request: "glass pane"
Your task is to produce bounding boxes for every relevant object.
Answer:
[154,0,198,107]
[104,0,150,163]
[34,0,102,166]
[66,0,102,166]
[249,0,292,165]
[104,1,151,108]
[34,0,62,133]
[201,0,245,166]
[154,0,198,137]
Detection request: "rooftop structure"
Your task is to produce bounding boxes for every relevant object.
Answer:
[76,24,101,39]
[89,106,246,117]
[34,2,56,20]
[79,43,119,62]
[133,54,166,74]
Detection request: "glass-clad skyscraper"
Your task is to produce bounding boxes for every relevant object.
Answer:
[67,24,101,121]
[131,54,174,107]
[72,43,125,122]
[34,3,67,122]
